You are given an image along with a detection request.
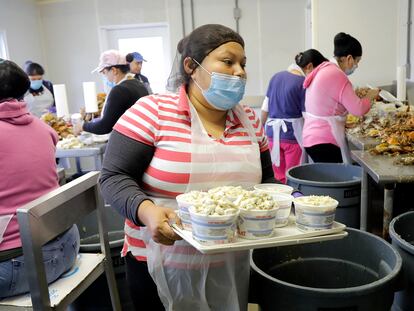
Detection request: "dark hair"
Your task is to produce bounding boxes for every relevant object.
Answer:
[333,32,362,58]
[295,49,327,69]
[0,59,30,100]
[24,61,45,76]
[105,64,130,74]
[126,53,134,63]
[178,24,244,85]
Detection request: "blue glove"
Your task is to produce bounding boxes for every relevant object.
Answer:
[292,191,303,198]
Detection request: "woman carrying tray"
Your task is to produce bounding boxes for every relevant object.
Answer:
[100,24,300,310]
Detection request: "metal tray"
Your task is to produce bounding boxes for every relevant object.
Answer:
[172,218,347,254]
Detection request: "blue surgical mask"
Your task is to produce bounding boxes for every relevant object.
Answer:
[345,64,357,76]
[103,76,116,89]
[192,59,246,111]
[30,79,43,90]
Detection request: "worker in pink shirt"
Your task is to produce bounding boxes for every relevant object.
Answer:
[302,32,379,163]
[0,59,79,298]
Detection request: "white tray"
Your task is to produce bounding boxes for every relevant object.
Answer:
[92,133,110,143]
[172,218,347,254]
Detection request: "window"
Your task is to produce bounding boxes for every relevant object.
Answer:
[102,24,171,93]
[0,30,9,59]
[118,36,166,93]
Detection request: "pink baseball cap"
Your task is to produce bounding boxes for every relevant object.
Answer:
[91,50,127,73]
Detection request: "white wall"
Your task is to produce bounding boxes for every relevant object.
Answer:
[256,0,308,94]
[38,0,102,114]
[312,0,398,87]
[9,0,404,112]
[168,0,308,96]
[38,0,169,113]
[0,0,44,70]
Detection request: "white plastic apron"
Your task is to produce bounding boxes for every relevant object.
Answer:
[146,103,262,311]
[0,214,13,244]
[302,111,352,164]
[24,87,54,118]
[266,117,306,166]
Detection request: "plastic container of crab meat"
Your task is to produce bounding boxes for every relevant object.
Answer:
[175,191,207,230]
[188,199,239,245]
[236,191,279,239]
[207,185,248,203]
[271,193,294,227]
[294,195,338,231]
[254,183,294,195]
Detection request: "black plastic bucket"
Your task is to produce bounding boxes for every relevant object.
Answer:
[390,211,414,311]
[287,163,362,228]
[250,228,401,311]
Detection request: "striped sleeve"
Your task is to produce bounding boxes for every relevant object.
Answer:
[244,106,269,152]
[114,96,159,146]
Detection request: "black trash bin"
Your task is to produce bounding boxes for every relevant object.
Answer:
[390,211,414,311]
[250,228,401,311]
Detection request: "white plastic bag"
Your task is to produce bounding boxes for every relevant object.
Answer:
[146,238,250,311]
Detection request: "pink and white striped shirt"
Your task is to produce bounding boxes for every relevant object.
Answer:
[113,87,268,260]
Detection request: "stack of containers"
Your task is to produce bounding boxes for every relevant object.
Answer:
[175,184,339,245]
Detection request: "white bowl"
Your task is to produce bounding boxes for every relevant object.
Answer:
[237,207,278,239]
[294,196,338,231]
[254,183,294,195]
[188,207,239,245]
[271,193,294,227]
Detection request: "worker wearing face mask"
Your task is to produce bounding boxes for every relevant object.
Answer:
[261,49,327,183]
[73,50,148,135]
[99,24,295,311]
[23,61,56,118]
[302,32,380,164]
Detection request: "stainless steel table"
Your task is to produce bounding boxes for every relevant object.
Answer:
[351,150,414,237]
[56,143,107,173]
[346,132,379,151]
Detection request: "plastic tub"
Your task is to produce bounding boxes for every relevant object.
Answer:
[271,193,293,227]
[250,228,402,311]
[189,207,239,245]
[390,211,414,311]
[287,163,362,228]
[175,193,194,230]
[254,183,294,195]
[294,196,338,231]
[176,192,207,231]
[237,207,278,239]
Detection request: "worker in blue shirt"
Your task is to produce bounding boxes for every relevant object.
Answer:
[126,52,152,94]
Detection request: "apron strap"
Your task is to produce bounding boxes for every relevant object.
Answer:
[265,118,288,167]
